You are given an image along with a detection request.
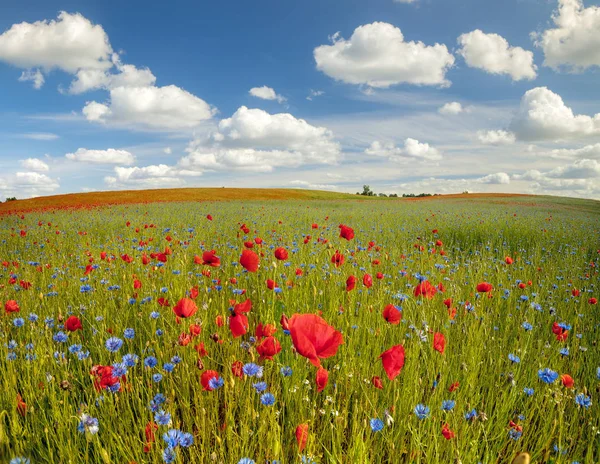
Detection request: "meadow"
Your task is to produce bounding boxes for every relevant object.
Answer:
[0,192,599,463]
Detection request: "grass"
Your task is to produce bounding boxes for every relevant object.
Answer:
[0,193,598,463]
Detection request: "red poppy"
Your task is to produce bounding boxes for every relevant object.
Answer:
[200,370,220,391]
[240,249,259,272]
[363,274,373,288]
[476,282,493,293]
[144,421,158,452]
[173,298,198,318]
[178,333,191,346]
[433,332,446,354]
[134,279,142,289]
[376,272,384,279]
[331,251,345,267]
[256,336,282,360]
[560,374,574,388]
[231,361,243,378]
[65,315,82,332]
[4,300,19,314]
[382,304,401,325]
[571,288,580,297]
[414,280,436,299]
[121,254,133,263]
[266,279,277,290]
[274,247,288,260]
[505,256,513,265]
[448,381,459,392]
[441,424,455,440]
[16,394,27,416]
[339,224,354,241]
[229,313,249,338]
[379,345,405,380]
[255,323,276,339]
[443,298,453,308]
[189,324,202,337]
[371,376,384,390]
[589,297,598,305]
[189,286,199,299]
[100,251,107,260]
[157,297,169,307]
[316,367,329,392]
[91,365,122,392]
[288,314,344,367]
[296,423,309,451]
[195,342,208,357]
[346,275,357,292]
[202,250,221,267]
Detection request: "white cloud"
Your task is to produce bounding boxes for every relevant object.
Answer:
[394,0,418,3]
[20,158,49,172]
[389,173,511,194]
[0,12,112,88]
[543,143,600,159]
[82,85,217,131]
[180,106,341,172]
[365,138,442,161]
[509,87,600,141]
[307,89,325,101]
[249,86,286,104]
[438,102,463,115]
[18,69,45,89]
[19,132,59,140]
[477,130,516,145]
[65,148,135,165]
[546,158,600,178]
[532,0,600,71]
[289,180,339,190]
[105,163,199,188]
[0,171,60,199]
[164,147,172,155]
[479,172,511,184]
[457,30,537,81]
[314,22,455,88]
[69,58,156,94]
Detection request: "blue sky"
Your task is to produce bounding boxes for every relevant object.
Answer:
[1,0,600,199]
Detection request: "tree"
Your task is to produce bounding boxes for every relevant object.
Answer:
[361,185,374,196]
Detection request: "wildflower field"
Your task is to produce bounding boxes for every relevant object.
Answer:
[1,193,599,464]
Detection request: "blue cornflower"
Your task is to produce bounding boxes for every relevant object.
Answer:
[508,354,520,363]
[414,404,430,420]
[464,409,477,421]
[10,457,31,464]
[53,331,68,343]
[145,356,158,368]
[124,328,135,339]
[163,363,175,373]
[163,429,183,448]
[123,353,139,367]
[153,374,163,383]
[162,447,176,464]
[171,355,181,364]
[7,340,17,350]
[112,363,127,377]
[28,313,38,322]
[208,376,224,390]
[441,400,455,411]
[260,393,275,406]
[155,410,172,426]
[597,367,600,380]
[150,311,160,319]
[180,432,193,447]
[242,363,263,378]
[7,352,17,361]
[280,366,293,377]
[508,429,522,440]
[156,329,164,336]
[105,337,123,353]
[237,459,255,464]
[522,322,533,331]
[559,347,569,357]
[80,285,92,293]
[538,368,559,384]
[77,414,99,434]
[78,351,90,360]
[252,382,268,393]
[523,387,535,396]
[575,394,591,408]
[370,418,384,432]
[13,318,24,327]
[68,344,82,354]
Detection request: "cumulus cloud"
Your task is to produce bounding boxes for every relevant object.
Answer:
[542,143,600,159]
[478,172,511,184]
[20,158,49,172]
[18,70,45,89]
[390,173,511,195]
[289,180,338,190]
[532,0,600,71]
[179,106,341,173]
[0,12,112,88]
[314,22,455,88]
[104,164,199,189]
[477,130,516,145]
[546,158,600,178]
[19,132,59,140]
[509,87,600,141]
[0,172,60,199]
[457,30,537,81]
[65,148,135,165]
[249,86,286,104]
[69,59,156,94]
[307,89,325,101]
[365,138,442,161]
[82,85,217,131]
[438,102,464,115]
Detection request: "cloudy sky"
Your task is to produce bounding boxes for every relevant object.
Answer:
[1,0,600,199]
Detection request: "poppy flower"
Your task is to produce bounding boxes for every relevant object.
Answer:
[571,289,580,297]
[189,324,202,336]
[433,332,446,354]
[231,361,243,378]
[280,314,290,331]
[441,424,455,440]
[255,323,276,339]
[65,315,82,332]
[589,297,598,305]
[173,298,198,318]
[477,282,493,293]
[216,315,224,327]
[157,297,169,307]
[346,275,357,292]
[266,279,277,290]
[274,247,288,260]
[202,250,221,267]
[256,336,282,360]
[371,376,383,390]
[414,281,436,299]
[91,365,122,392]
[295,423,309,451]
[443,298,453,308]
[376,272,384,279]
[339,224,354,241]
[505,256,514,265]
[134,279,142,289]
[363,274,373,288]
[240,249,259,272]
[121,254,133,263]
[200,370,220,391]
[316,367,329,392]
[560,374,574,388]
[331,251,345,267]
[288,314,344,367]
[382,304,401,325]
[229,313,249,338]
[448,381,459,392]
[4,300,19,314]
[379,345,405,380]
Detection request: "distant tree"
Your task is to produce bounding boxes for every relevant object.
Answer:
[463,191,469,194]
[361,185,374,196]
[5,197,17,202]
[389,193,398,198]
[378,193,387,197]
